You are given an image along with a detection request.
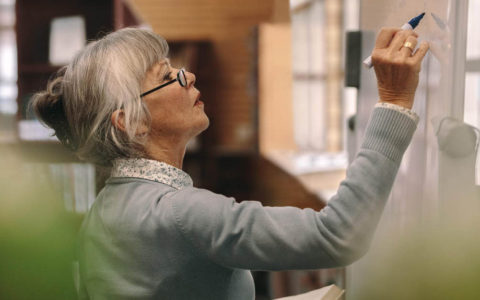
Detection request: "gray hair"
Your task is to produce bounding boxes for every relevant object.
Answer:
[32,28,169,165]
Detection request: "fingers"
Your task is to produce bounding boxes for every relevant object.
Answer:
[400,35,418,58]
[389,30,418,51]
[374,27,401,49]
[410,41,430,64]
[372,29,429,109]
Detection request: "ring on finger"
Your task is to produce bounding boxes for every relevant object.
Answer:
[402,41,415,53]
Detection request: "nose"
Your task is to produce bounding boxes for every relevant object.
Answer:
[186,71,196,88]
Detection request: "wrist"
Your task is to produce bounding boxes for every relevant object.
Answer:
[378,99,413,109]
[378,88,415,109]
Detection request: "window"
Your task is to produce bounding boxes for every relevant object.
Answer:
[0,0,17,141]
[290,0,354,154]
[282,0,352,175]
[291,0,328,151]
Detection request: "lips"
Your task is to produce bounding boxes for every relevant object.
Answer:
[194,92,202,106]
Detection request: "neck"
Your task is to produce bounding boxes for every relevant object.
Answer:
[143,137,187,169]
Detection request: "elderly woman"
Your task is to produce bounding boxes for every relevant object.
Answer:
[33,28,428,299]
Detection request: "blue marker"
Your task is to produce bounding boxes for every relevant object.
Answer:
[363,12,426,68]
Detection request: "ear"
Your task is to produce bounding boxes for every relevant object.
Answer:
[111,109,149,135]
[111,109,127,132]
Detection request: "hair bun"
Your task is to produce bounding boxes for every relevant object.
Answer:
[31,67,77,150]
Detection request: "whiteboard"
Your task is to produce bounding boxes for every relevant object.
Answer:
[347,0,477,298]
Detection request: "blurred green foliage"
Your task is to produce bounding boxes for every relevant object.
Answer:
[356,211,480,300]
[0,150,79,299]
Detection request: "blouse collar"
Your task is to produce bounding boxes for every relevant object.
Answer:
[111,158,193,190]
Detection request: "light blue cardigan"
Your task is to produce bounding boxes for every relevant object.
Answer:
[78,106,418,299]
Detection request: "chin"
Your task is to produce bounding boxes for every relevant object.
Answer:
[202,115,210,130]
[192,115,210,137]
[200,116,210,133]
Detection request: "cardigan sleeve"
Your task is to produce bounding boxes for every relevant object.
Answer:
[166,106,417,271]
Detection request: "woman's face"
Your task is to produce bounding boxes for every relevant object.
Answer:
[141,61,209,144]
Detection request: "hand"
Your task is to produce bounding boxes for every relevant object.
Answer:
[371,27,429,109]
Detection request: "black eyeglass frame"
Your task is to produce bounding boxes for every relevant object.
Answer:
[140,68,187,98]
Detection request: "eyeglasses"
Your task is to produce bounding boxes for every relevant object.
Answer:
[140,68,187,98]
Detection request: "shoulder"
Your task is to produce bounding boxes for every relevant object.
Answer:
[163,187,261,236]
[164,187,237,220]
[97,177,178,225]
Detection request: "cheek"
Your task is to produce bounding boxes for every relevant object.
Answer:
[146,91,180,117]
[144,89,195,131]
[148,103,192,132]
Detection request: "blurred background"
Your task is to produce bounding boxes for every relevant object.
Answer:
[1,0,480,299]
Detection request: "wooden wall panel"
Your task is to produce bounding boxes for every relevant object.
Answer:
[258,23,296,153]
[130,0,279,151]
